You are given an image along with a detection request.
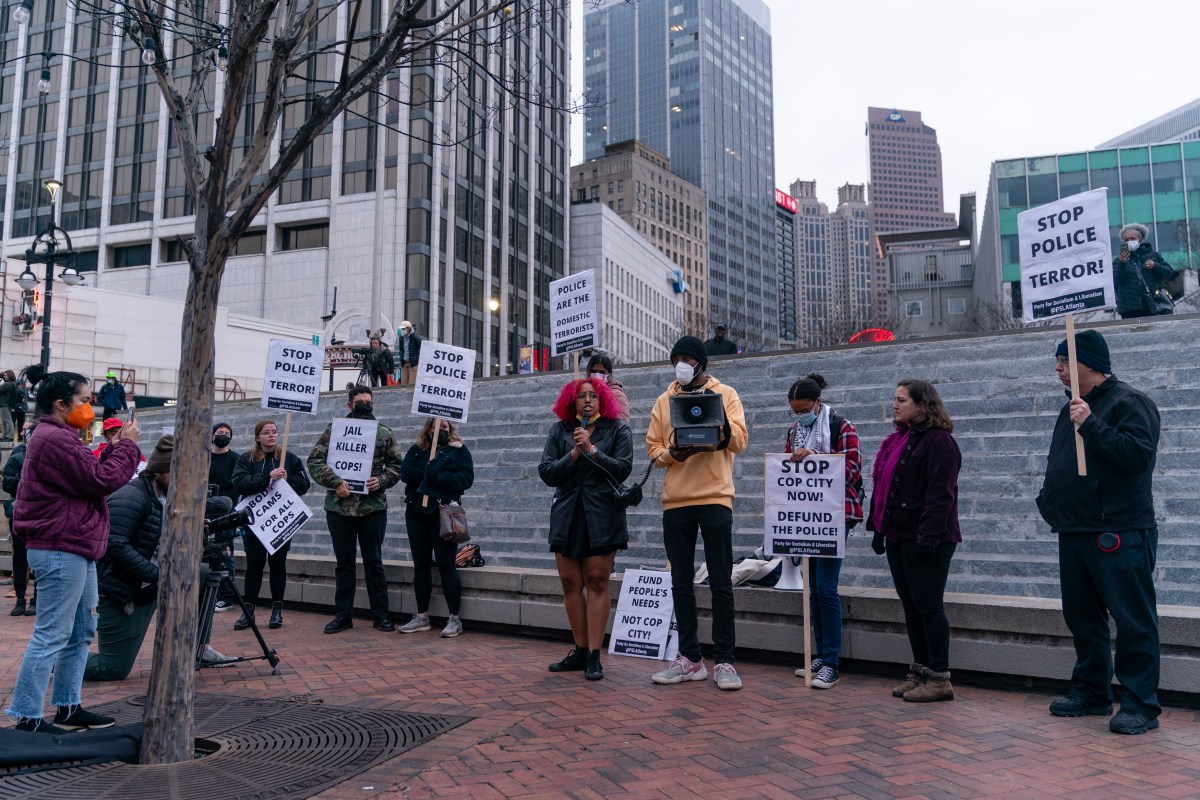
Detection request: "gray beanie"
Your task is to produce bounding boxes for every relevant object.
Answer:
[1119,223,1150,242]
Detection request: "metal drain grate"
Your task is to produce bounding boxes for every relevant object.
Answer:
[0,693,468,799]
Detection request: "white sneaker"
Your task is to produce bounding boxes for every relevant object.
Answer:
[652,655,708,684]
[200,645,237,666]
[398,614,432,634]
[713,662,743,691]
[440,615,463,638]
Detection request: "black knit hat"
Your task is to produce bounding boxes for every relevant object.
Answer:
[144,435,174,475]
[670,336,708,371]
[1055,330,1112,374]
[212,422,233,435]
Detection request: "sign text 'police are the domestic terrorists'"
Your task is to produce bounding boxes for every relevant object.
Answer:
[1018,188,1115,321]
[549,270,597,357]
[261,339,323,414]
[411,341,476,422]
[236,479,312,556]
[326,418,378,494]
[763,453,846,558]
[608,569,678,661]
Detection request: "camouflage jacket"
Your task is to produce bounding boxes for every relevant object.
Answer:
[306,416,404,517]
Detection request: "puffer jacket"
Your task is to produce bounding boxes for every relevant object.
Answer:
[97,474,163,605]
[13,415,142,561]
[232,449,311,500]
[539,418,634,551]
[1114,243,1173,316]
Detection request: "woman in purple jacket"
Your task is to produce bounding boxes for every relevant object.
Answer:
[5,372,142,734]
[866,379,961,704]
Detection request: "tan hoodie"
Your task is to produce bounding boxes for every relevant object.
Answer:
[645,375,748,510]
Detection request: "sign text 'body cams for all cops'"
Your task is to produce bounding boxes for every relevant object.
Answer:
[411,341,476,423]
[236,480,312,556]
[261,339,324,414]
[763,453,846,559]
[549,269,598,357]
[327,418,378,495]
[1017,188,1115,322]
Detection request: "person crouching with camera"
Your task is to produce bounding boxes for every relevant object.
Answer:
[646,336,748,690]
[84,436,233,681]
[538,377,633,681]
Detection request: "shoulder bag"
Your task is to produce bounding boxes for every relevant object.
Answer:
[438,501,470,543]
[1134,262,1174,315]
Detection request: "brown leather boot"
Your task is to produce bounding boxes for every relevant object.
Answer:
[892,663,925,697]
[903,667,953,702]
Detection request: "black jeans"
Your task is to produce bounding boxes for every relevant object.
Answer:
[8,527,29,600]
[243,534,290,605]
[1059,529,1160,718]
[663,504,735,664]
[327,510,389,620]
[405,507,462,616]
[886,539,956,672]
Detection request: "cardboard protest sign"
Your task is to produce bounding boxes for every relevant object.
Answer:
[763,453,845,558]
[549,270,598,357]
[1018,188,1114,321]
[608,569,677,660]
[411,341,475,422]
[326,418,378,494]
[235,479,312,556]
[261,339,323,413]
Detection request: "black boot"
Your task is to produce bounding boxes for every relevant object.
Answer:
[548,646,588,673]
[269,602,283,629]
[234,607,253,631]
[584,649,604,681]
[10,599,25,616]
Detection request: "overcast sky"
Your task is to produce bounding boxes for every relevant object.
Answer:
[570,0,1199,219]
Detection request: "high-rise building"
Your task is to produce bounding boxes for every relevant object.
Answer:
[584,0,777,349]
[570,140,707,334]
[792,181,873,347]
[866,107,956,315]
[774,189,797,346]
[0,1,569,378]
[978,142,1200,315]
[1097,97,1200,148]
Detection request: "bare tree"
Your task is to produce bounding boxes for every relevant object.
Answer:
[63,0,567,764]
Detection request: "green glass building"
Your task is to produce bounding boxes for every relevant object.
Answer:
[979,142,1200,310]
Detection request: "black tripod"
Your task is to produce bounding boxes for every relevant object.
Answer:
[196,568,281,675]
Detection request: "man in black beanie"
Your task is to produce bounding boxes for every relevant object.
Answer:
[208,422,240,611]
[645,336,748,690]
[1037,329,1162,734]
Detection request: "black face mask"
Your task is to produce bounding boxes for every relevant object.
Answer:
[213,434,232,449]
[437,430,449,447]
[350,402,374,418]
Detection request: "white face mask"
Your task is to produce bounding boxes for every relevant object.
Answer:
[674,361,696,385]
[1125,240,1140,251]
[588,371,608,382]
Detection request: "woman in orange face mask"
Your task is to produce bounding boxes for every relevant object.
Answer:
[6,372,142,734]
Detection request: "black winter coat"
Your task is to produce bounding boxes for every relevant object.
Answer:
[399,440,475,507]
[232,450,311,500]
[867,427,962,548]
[538,418,633,551]
[1037,378,1159,532]
[3,442,27,524]
[1114,243,1173,316]
[97,474,163,605]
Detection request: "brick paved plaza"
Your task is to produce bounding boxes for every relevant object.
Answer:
[2,606,1198,799]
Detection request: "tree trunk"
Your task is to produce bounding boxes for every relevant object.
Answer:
[139,248,224,764]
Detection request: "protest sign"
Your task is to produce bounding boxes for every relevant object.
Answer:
[326,418,378,494]
[549,270,597,357]
[236,479,312,556]
[608,569,677,660]
[1018,188,1113,322]
[261,339,323,414]
[411,341,475,422]
[763,453,845,558]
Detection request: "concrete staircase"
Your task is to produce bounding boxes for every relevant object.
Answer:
[136,314,1200,607]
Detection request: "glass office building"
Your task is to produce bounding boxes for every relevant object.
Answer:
[979,142,1200,308]
[584,0,777,348]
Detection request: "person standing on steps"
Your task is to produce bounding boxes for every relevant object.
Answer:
[96,371,128,421]
[397,321,423,386]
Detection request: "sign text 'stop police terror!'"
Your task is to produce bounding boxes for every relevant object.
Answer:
[261,338,323,414]
[411,340,476,423]
[549,270,597,357]
[1018,188,1114,322]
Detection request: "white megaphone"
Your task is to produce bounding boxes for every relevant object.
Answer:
[774,556,805,591]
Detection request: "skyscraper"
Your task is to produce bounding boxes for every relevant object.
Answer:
[866,107,956,315]
[1097,97,1200,147]
[584,0,777,349]
[774,189,797,346]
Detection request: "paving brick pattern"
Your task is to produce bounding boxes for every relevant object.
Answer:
[2,608,1197,798]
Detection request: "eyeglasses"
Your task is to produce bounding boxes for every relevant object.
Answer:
[577,393,598,400]
[1055,356,1070,366]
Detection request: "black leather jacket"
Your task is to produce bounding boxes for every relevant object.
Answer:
[538,418,633,551]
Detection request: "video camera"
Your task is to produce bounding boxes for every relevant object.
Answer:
[669,392,727,447]
[202,491,251,566]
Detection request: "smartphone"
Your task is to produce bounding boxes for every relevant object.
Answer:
[127,407,136,422]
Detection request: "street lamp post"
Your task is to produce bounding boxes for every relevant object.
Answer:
[16,179,83,369]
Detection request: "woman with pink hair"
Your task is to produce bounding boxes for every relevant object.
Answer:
[538,377,633,681]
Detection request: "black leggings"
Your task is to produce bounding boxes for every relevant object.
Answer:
[243,534,290,605]
[8,527,30,600]
[405,507,461,615]
[886,539,956,672]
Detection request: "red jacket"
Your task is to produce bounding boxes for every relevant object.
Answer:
[13,415,142,561]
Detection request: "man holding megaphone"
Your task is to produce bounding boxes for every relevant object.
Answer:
[645,336,748,691]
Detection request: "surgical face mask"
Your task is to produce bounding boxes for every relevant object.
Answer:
[588,371,609,383]
[1124,239,1140,251]
[66,402,95,430]
[350,401,374,418]
[213,434,232,449]
[674,362,696,385]
[796,411,817,427]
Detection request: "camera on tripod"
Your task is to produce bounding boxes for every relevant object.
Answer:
[202,505,251,566]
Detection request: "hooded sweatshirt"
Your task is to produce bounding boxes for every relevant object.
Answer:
[645,375,748,510]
